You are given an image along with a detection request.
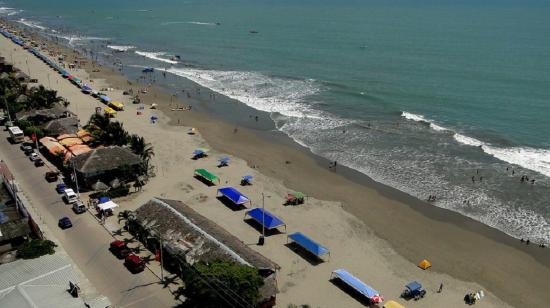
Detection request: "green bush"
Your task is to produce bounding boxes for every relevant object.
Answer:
[16,239,57,259]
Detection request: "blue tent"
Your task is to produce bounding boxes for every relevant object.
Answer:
[330,269,383,303]
[217,187,250,205]
[98,196,110,204]
[99,95,111,102]
[288,232,329,258]
[245,208,286,231]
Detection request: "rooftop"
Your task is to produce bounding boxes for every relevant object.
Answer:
[40,117,79,136]
[70,146,141,174]
[133,198,280,273]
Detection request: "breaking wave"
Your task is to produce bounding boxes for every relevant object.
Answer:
[16,18,47,30]
[107,45,135,52]
[402,111,550,177]
[162,67,323,118]
[135,51,178,64]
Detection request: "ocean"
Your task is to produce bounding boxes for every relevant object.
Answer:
[1,0,549,243]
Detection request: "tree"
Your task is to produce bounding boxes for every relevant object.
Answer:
[180,260,264,308]
[24,126,44,139]
[129,134,154,171]
[16,239,57,259]
[104,121,129,146]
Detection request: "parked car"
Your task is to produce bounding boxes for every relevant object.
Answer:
[55,183,67,193]
[58,217,72,229]
[110,240,131,259]
[124,254,145,273]
[45,171,59,182]
[34,158,44,167]
[72,200,86,214]
[63,188,78,204]
[20,143,33,152]
[29,152,39,161]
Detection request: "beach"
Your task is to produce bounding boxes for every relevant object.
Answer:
[1,22,549,308]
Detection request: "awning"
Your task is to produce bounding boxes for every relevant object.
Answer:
[331,269,383,303]
[59,137,83,147]
[104,107,117,115]
[81,85,92,93]
[99,95,111,102]
[245,208,286,230]
[109,101,124,110]
[67,144,92,156]
[98,196,110,204]
[217,187,250,205]
[289,191,306,199]
[288,232,329,258]
[384,300,405,308]
[98,200,118,211]
[194,168,218,183]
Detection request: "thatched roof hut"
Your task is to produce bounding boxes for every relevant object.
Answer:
[132,198,280,306]
[133,198,280,273]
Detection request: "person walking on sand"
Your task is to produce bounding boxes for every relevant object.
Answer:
[471,176,475,183]
[438,283,444,293]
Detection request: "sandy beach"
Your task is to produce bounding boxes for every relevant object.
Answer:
[1,23,549,307]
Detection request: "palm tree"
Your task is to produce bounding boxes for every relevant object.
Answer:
[105,121,129,146]
[130,134,155,172]
[88,113,110,131]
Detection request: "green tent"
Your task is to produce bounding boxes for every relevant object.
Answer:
[290,191,306,199]
[194,168,218,183]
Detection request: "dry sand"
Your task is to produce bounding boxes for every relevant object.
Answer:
[1,24,549,308]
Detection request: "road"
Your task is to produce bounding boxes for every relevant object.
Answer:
[0,130,179,308]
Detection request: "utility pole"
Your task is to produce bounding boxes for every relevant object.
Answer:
[258,193,265,246]
[72,162,80,197]
[2,97,12,124]
[159,230,164,282]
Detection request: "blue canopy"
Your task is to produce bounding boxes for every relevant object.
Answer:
[219,156,230,164]
[217,187,250,205]
[81,85,92,93]
[243,175,253,181]
[331,269,381,300]
[245,208,286,230]
[288,232,329,257]
[193,149,205,155]
[98,196,110,204]
[99,95,111,102]
[406,281,422,292]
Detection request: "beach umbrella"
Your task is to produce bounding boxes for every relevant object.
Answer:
[218,157,230,165]
[193,149,205,156]
[243,175,253,181]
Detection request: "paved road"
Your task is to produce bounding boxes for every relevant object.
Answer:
[0,131,178,307]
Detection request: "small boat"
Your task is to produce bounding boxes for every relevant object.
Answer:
[249,30,258,34]
[142,67,154,73]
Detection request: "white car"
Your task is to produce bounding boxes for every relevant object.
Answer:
[63,188,79,204]
[29,152,39,161]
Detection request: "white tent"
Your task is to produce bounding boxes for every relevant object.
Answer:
[98,200,119,211]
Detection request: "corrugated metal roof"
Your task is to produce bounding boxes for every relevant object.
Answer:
[0,254,89,308]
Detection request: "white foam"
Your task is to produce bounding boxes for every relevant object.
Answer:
[160,21,217,26]
[17,18,47,30]
[453,133,484,147]
[403,111,550,177]
[107,45,135,52]
[135,51,178,64]
[401,111,449,131]
[163,67,324,118]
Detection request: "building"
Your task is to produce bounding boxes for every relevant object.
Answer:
[0,254,110,308]
[69,146,142,187]
[0,179,31,251]
[40,117,79,136]
[129,198,279,307]
[15,105,75,124]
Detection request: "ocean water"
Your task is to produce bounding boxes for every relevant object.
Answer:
[2,0,549,243]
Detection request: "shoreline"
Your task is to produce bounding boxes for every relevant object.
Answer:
[2,22,549,307]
